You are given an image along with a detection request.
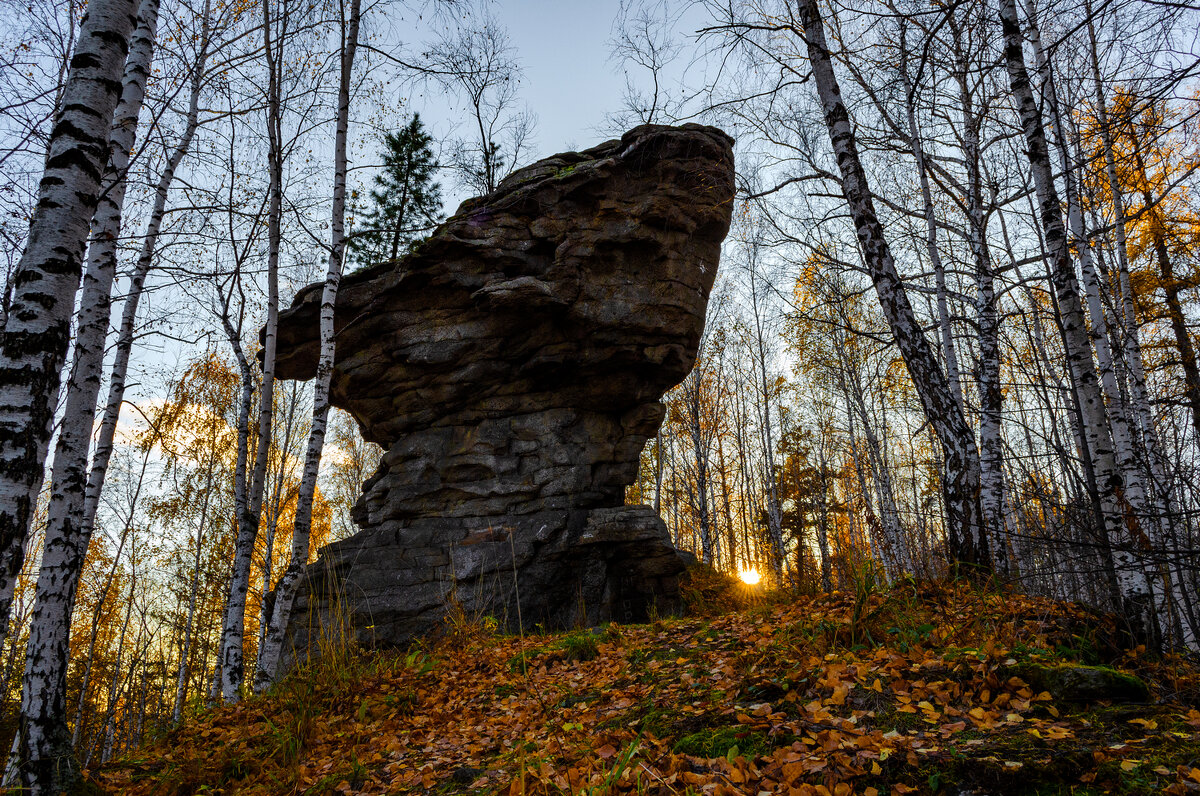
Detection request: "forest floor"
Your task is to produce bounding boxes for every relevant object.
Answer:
[98,572,1200,795]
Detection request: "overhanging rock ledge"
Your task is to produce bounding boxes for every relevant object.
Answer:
[274,123,735,658]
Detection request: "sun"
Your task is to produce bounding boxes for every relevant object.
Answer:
[738,568,761,586]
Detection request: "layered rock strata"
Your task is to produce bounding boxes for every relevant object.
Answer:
[275,123,734,655]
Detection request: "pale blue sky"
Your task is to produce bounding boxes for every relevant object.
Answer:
[392,0,692,202]
[500,1,627,152]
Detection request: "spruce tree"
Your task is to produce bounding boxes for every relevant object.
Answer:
[352,113,443,268]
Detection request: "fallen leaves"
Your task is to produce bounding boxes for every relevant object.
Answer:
[96,582,1200,796]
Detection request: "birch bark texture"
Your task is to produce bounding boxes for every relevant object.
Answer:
[14,0,158,789]
[80,0,214,543]
[1026,6,1151,531]
[949,26,1009,574]
[0,0,141,653]
[1082,8,1170,517]
[795,0,990,572]
[217,0,284,701]
[995,0,1153,635]
[896,20,964,419]
[256,0,363,689]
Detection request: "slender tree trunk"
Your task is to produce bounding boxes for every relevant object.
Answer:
[94,577,134,767]
[1028,7,1152,535]
[652,436,663,516]
[256,0,361,688]
[211,314,252,704]
[217,0,283,702]
[844,392,883,568]
[897,21,964,417]
[944,16,1009,574]
[731,385,757,561]
[254,384,298,666]
[715,433,738,569]
[680,364,715,564]
[997,0,1154,636]
[814,432,833,592]
[796,0,989,572]
[689,420,714,565]
[387,155,412,262]
[80,0,212,541]
[70,491,138,749]
[1058,105,1184,639]
[667,435,681,547]
[15,1,160,787]
[0,0,140,659]
[1083,7,1169,503]
[1013,191,1102,528]
[1021,129,1122,610]
[745,255,785,579]
[842,364,907,577]
[173,450,216,723]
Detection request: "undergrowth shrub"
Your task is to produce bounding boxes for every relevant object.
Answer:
[437,587,501,646]
[679,564,747,616]
[559,630,600,662]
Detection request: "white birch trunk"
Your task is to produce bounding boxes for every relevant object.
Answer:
[796,0,990,571]
[1082,10,1193,647]
[938,14,1011,575]
[1027,7,1151,528]
[217,0,282,701]
[253,386,298,666]
[79,0,212,541]
[897,22,964,417]
[996,0,1153,635]
[210,308,253,702]
[1081,5,1172,504]
[15,1,159,788]
[257,0,364,680]
[0,0,140,658]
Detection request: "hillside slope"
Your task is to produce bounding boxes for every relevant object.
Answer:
[100,578,1200,795]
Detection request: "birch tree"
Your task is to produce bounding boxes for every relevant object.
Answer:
[80,0,218,543]
[12,0,162,786]
[215,0,300,700]
[793,0,991,571]
[1081,4,1171,515]
[995,0,1154,636]
[0,0,141,656]
[256,0,362,689]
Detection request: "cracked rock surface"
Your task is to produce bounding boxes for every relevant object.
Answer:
[275,124,734,656]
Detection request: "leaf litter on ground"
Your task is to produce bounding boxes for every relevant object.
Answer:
[98,577,1200,795]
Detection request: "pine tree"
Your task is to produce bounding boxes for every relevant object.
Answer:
[352,114,442,268]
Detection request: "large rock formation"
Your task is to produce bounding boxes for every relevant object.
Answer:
[276,123,734,654]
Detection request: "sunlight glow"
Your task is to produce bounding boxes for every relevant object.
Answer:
[738,568,761,586]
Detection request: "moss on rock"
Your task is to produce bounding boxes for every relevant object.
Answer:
[1008,662,1149,703]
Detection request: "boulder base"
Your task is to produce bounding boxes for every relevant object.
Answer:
[276,124,734,657]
